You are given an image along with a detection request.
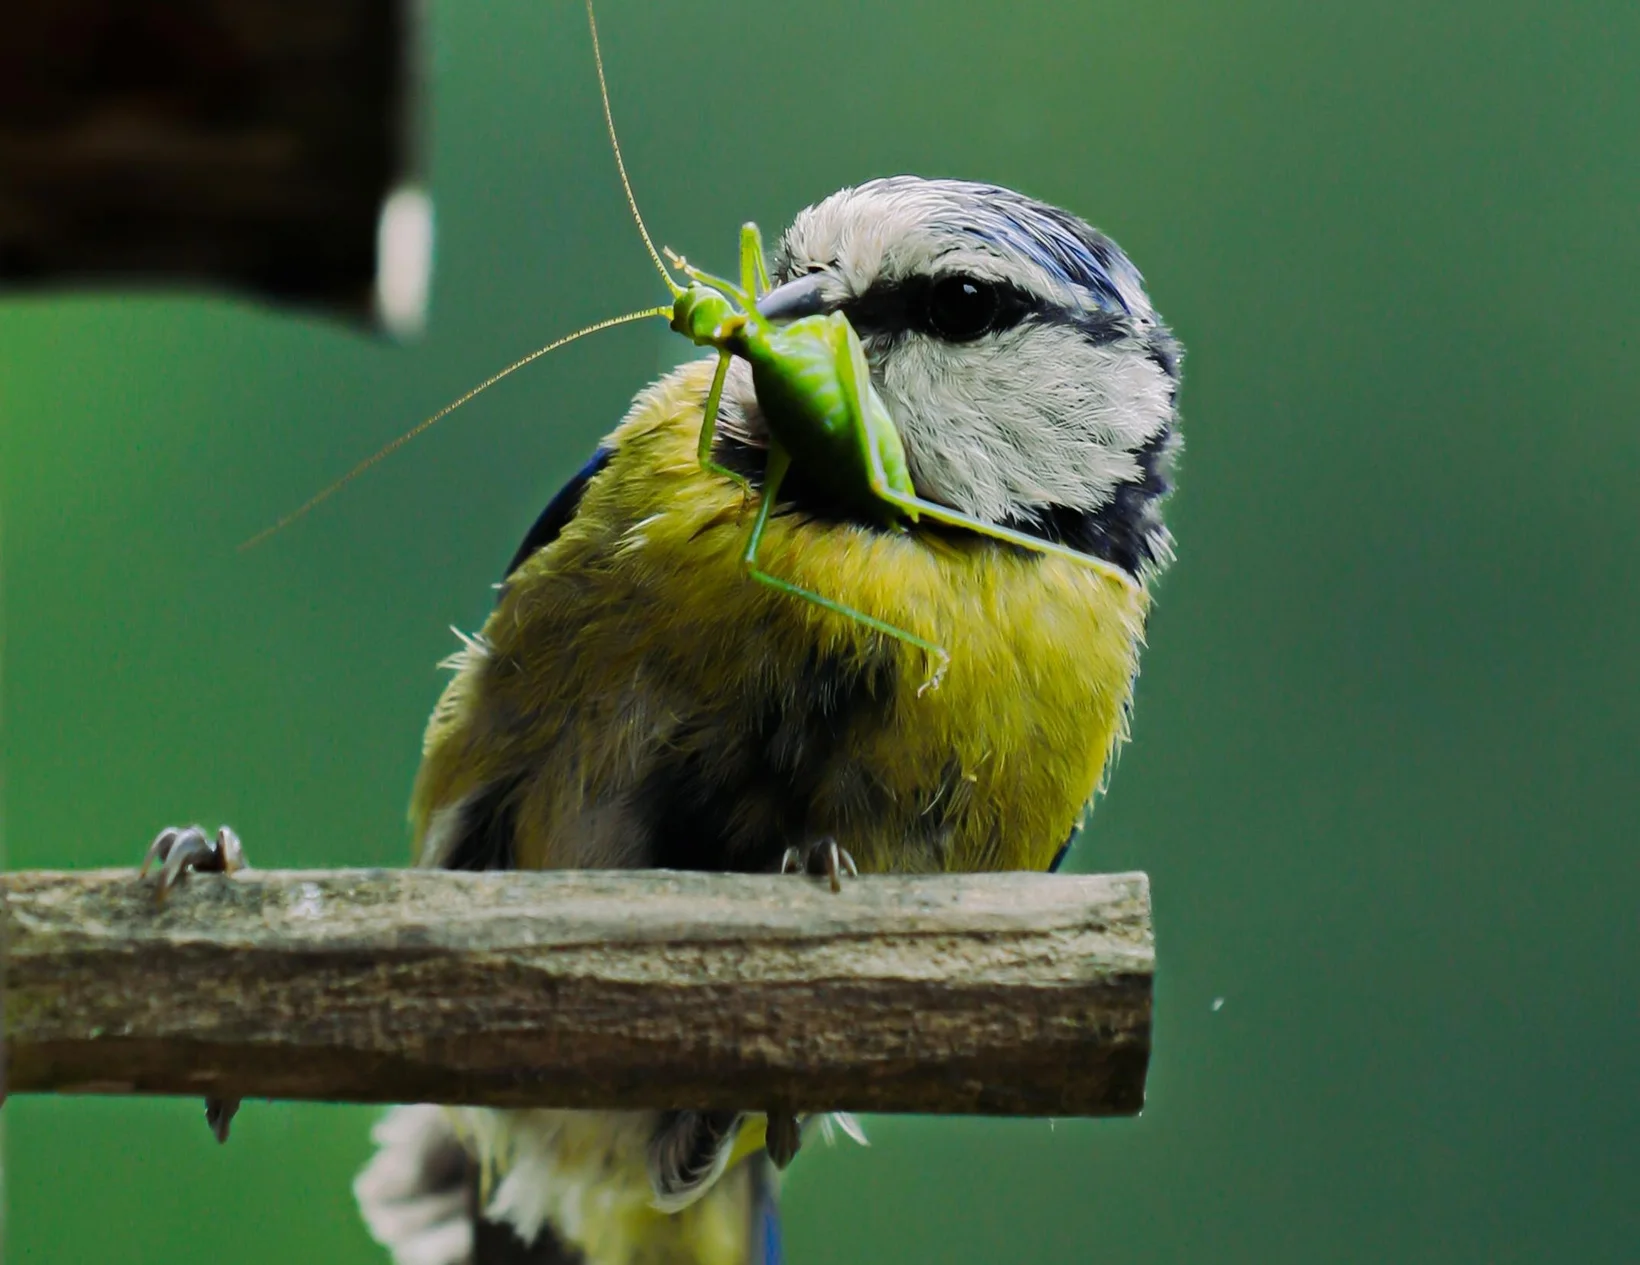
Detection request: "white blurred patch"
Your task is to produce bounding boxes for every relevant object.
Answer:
[462,1108,659,1259]
[375,186,435,339]
[290,882,324,919]
[818,1113,869,1147]
[354,1105,473,1265]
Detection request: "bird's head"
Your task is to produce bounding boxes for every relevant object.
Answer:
[739,176,1181,580]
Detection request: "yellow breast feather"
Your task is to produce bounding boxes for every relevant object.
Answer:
[412,357,1148,878]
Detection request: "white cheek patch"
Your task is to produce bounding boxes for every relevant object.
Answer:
[879,326,1175,525]
[769,177,1177,534]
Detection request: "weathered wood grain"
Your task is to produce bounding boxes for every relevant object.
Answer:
[2,868,1152,1116]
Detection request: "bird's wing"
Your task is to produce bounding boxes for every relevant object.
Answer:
[503,446,615,580]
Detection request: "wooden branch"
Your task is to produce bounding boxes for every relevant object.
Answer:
[0,0,426,332]
[2,868,1152,1116]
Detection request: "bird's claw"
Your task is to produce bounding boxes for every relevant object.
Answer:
[765,1110,802,1170]
[141,824,248,905]
[916,649,951,697]
[139,824,248,1142]
[205,1097,241,1144]
[779,837,858,894]
[766,840,856,1167]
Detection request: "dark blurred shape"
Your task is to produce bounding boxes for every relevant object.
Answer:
[472,1211,583,1265]
[0,0,428,334]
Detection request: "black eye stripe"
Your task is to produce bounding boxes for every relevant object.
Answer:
[926,276,1001,341]
[838,275,1131,349]
[841,275,1039,341]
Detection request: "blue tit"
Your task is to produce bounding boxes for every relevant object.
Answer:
[353,176,1181,1265]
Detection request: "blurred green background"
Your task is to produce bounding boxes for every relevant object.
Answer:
[4,0,1637,1260]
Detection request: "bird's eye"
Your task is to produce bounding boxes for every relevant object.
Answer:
[924,275,1001,341]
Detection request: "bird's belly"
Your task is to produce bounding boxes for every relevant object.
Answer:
[519,498,1141,875]
[422,362,1149,878]
[719,511,1146,874]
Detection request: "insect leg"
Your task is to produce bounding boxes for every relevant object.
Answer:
[874,486,1137,590]
[667,253,755,309]
[839,332,1137,590]
[696,350,754,501]
[744,444,951,694]
[738,223,771,297]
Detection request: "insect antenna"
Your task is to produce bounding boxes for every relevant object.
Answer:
[238,305,670,551]
[584,0,684,298]
[241,2,687,552]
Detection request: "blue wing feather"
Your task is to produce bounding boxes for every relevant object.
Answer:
[503,446,614,580]
[1047,825,1077,873]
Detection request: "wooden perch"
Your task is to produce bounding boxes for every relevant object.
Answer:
[2,868,1152,1116]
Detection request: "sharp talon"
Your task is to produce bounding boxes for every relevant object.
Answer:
[819,838,858,893]
[152,826,210,903]
[159,832,212,894]
[215,826,248,875]
[139,831,249,1139]
[206,1096,241,1144]
[139,827,181,879]
[140,825,249,905]
[779,838,857,892]
[766,1111,802,1170]
[916,652,951,697]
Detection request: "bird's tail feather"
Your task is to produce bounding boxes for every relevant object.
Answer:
[748,1160,783,1265]
[355,1105,584,1265]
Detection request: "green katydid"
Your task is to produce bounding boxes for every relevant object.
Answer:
[581,0,1141,694]
[248,0,1137,694]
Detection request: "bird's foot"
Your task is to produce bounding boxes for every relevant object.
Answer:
[647,1109,743,1211]
[779,837,858,894]
[140,824,248,905]
[764,840,859,1168]
[915,648,951,697]
[695,843,853,1172]
[138,824,248,1142]
[770,838,857,1163]
[764,1110,803,1170]
[202,1097,240,1144]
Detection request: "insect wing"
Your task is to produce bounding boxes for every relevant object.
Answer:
[832,314,918,506]
[750,317,854,454]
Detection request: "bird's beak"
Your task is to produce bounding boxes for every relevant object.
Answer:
[755,272,831,322]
